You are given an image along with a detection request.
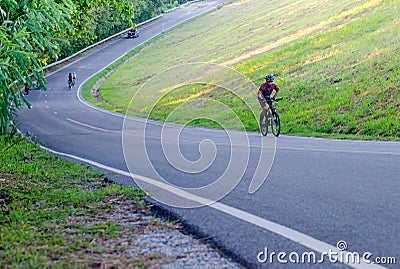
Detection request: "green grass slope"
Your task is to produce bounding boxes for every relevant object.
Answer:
[86,0,399,139]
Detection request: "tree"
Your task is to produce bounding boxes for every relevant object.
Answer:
[0,0,136,135]
[0,0,74,135]
[57,0,135,58]
[131,0,162,23]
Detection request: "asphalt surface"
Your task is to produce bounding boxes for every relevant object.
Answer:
[17,1,400,268]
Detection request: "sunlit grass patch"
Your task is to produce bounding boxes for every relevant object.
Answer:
[135,83,258,131]
[85,0,399,139]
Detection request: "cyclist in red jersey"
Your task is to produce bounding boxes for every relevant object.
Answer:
[258,74,280,126]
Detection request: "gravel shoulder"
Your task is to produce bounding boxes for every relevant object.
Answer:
[86,173,245,269]
[94,199,243,268]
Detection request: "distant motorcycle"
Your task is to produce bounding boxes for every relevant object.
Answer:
[127,28,139,38]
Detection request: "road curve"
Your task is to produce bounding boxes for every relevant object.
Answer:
[17,1,400,268]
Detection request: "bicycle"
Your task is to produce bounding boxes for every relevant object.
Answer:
[260,97,282,137]
[72,72,76,86]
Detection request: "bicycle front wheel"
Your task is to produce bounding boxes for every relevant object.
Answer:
[271,112,281,137]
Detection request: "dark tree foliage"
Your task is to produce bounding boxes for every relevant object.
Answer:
[0,0,74,135]
[132,0,162,23]
[1,0,181,136]
[0,0,134,135]
[57,0,135,58]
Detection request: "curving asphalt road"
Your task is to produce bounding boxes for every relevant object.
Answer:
[17,1,400,268]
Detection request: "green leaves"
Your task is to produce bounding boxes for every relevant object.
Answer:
[0,0,75,135]
[0,0,161,136]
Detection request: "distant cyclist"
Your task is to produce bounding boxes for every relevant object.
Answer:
[258,74,280,125]
[68,72,73,89]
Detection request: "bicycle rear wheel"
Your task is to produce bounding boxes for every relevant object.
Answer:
[260,110,271,136]
[260,112,269,136]
[271,112,280,137]
[260,121,268,136]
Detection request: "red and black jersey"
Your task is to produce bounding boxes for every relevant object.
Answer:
[258,82,280,99]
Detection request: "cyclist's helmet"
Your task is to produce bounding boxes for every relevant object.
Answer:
[265,74,274,82]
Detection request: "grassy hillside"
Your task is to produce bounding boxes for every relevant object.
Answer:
[84,0,399,139]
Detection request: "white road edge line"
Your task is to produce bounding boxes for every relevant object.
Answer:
[66,117,120,133]
[40,145,386,269]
